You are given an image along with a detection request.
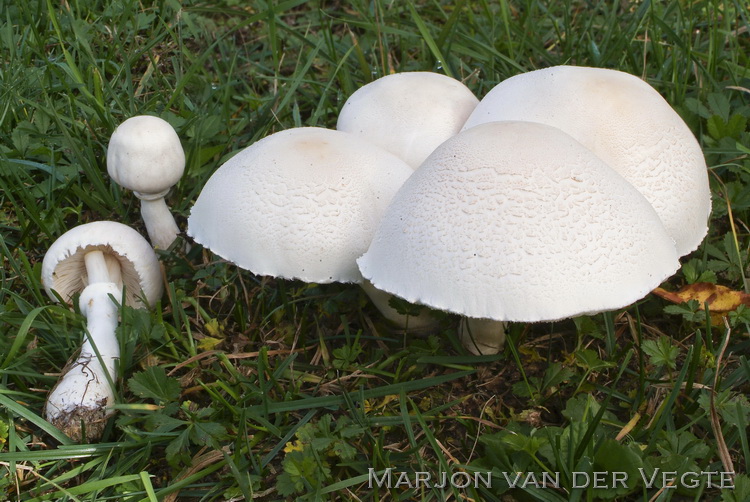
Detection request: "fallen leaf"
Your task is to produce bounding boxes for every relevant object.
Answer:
[196,335,223,351]
[653,282,750,314]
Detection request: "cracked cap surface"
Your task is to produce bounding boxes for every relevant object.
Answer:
[462,65,711,256]
[188,127,414,283]
[358,121,680,322]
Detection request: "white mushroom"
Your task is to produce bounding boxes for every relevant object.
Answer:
[358,121,681,354]
[462,65,711,257]
[42,221,162,440]
[187,127,435,329]
[107,115,186,250]
[337,72,479,169]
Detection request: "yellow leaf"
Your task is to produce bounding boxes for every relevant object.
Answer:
[654,282,750,314]
[197,336,223,351]
[205,318,223,337]
[283,440,304,453]
[364,394,399,413]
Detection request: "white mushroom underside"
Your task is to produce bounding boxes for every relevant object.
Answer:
[41,221,163,308]
[462,66,711,257]
[187,128,413,284]
[46,244,141,305]
[358,121,681,322]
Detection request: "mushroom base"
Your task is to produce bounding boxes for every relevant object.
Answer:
[45,282,120,441]
[44,354,117,442]
[46,398,113,442]
[359,280,438,331]
[459,318,507,355]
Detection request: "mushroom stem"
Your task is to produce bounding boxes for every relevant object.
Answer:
[45,282,122,441]
[104,254,123,288]
[359,280,437,330]
[136,191,180,250]
[84,250,111,284]
[459,318,507,355]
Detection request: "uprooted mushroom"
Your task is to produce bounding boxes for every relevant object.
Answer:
[42,221,162,441]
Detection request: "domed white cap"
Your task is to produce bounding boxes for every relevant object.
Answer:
[107,115,185,195]
[337,72,479,169]
[358,121,680,322]
[42,221,163,308]
[187,127,414,283]
[462,65,711,257]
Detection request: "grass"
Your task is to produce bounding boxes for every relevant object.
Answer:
[0,0,749,500]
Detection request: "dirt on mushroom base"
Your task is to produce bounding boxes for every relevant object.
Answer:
[44,347,116,442]
[49,402,110,443]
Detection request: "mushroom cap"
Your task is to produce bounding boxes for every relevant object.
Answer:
[42,221,163,308]
[462,65,711,257]
[107,115,186,195]
[187,127,414,283]
[337,72,479,169]
[357,121,680,322]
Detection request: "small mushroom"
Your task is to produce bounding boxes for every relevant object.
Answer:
[337,72,479,169]
[107,115,186,249]
[42,221,162,440]
[358,121,681,354]
[187,127,435,329]
[462,65,711,257]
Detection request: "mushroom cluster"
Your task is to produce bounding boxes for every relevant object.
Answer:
[36,66,712,441]
[358,66,711,354]
[186,66,710,356]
